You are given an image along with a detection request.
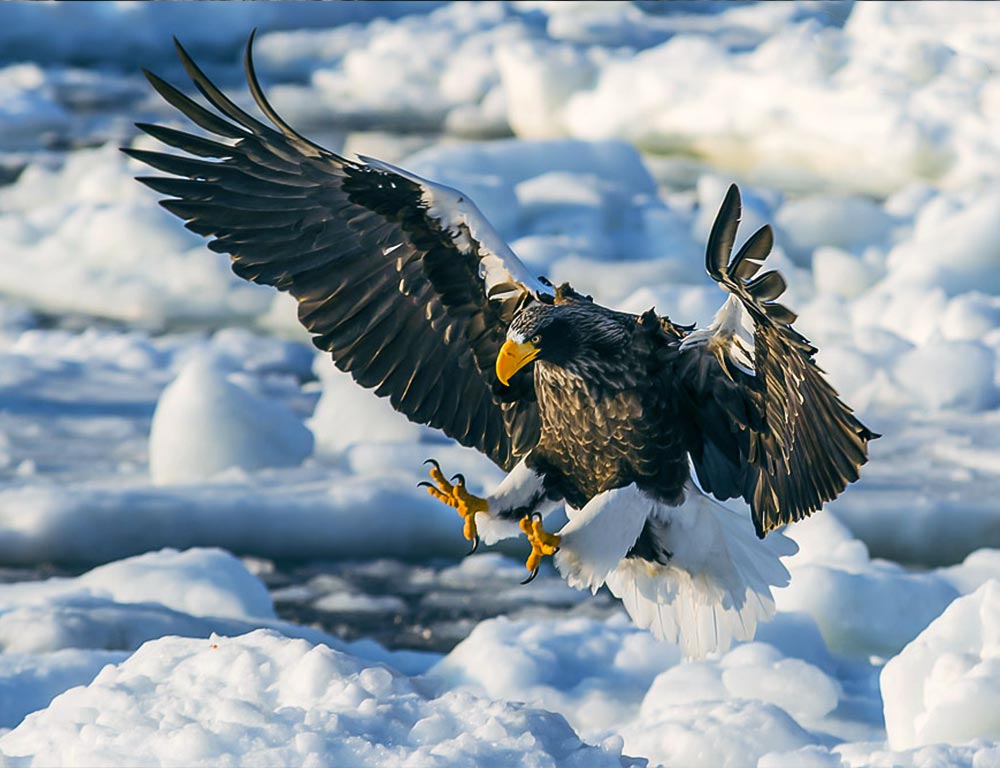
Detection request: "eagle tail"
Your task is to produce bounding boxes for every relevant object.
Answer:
[597,485,797,658]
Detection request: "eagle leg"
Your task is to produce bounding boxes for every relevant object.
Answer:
[519,511,561,584]
[419,459,488,553]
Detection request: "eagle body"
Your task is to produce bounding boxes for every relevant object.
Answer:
[524,304,689,510]
[128,35,878,658]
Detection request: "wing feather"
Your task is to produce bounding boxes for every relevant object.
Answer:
[125,35,550,470]
[678,185,878,536]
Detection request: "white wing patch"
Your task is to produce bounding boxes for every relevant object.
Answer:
[358,155,553,303]
[680,293,757,376]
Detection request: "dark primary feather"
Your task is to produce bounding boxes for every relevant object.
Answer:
[678,185,878,537]
[124,34,542,471]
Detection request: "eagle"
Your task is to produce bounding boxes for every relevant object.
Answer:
[125,34,877,657]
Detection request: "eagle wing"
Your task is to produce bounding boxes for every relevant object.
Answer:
[124,34,550,471]
[676,185,878,537]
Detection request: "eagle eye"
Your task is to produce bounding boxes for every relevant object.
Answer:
[530,334,542,344]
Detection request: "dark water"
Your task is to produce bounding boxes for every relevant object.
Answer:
[256,555,619,654]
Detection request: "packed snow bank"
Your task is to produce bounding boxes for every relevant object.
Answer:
[0,463,480,566]
[623,699,815,768]
[0,547,276,622]
[0,2,442,65]
[0,548,286,657]
[552,2,1000,194]
[881,580,1000,751]
[0,547,444,728]
[0,630,634,768]
[0,145,271,327]
[149,355,314,485]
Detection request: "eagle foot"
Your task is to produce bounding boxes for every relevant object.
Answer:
[519,512,560,584]
[419,459,488,554]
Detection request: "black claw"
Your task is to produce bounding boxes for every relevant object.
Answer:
[466,535,480,556]
[530,511,543,523]
[423,458,442,473]
[450,473,465,486]
[520,567,539,586]
[417,481,434,489]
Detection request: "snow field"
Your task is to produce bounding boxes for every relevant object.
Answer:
[2,1,1000,766]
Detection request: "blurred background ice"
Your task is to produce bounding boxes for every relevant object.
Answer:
[1,2,1000,766]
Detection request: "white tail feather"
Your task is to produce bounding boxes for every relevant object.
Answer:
[556,482,796,659]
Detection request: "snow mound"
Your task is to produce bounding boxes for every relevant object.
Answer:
[778,511,961,657]
[881,580,1000,751]
[620,698,815,768]
[149,355,314,485]
[0,630,633,768]
[640,641,840,729]
[76,547,275,621]
[429,613,679,736]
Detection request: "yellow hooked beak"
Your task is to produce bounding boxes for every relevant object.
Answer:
[496,339,540,386]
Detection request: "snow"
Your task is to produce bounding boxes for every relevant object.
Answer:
[3,0,1000,765]
[0,630,632,768]
[881,580,1000,751]
[149,355,314,485]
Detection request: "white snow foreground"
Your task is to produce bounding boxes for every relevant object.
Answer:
[2,543,1000,767]
[0,630,633,768]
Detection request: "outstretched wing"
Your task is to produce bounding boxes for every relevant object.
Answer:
[124,34,550,470]
[676,185,878,537]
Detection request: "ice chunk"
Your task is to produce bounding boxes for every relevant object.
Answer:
[892,340,996,412]
[620,698,814,768]
[149,356,314,485]
[881,580,1000,750]
[777,195,894,267]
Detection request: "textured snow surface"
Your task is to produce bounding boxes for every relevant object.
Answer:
[0,630,631,768]
[3,1,1000,766]
[881,581,1000,751]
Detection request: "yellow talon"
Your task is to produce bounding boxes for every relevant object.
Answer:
[421,460,488,548]
[519,514,560,582]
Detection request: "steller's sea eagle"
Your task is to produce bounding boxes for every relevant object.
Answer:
[125,34,877,657]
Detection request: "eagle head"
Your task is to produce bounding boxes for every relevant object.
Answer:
[495,301,629,386]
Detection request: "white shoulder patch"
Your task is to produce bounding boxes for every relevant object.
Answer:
[680,293,756,375]
[358,154,552,302]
